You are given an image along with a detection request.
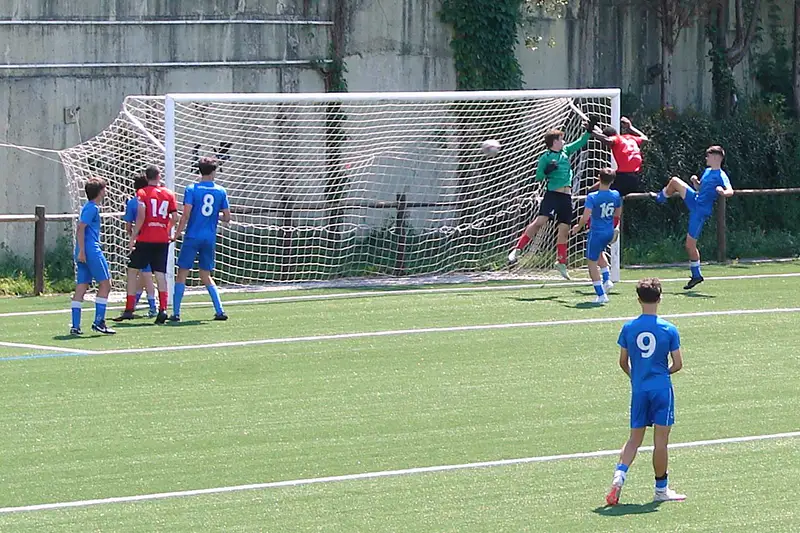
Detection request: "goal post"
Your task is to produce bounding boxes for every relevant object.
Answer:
[63,88,621,290]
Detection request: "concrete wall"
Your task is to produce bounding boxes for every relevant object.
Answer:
[0,0,794,257]
[0,0,331,257]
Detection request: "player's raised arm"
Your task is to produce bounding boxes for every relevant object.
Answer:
[622,117,649,142]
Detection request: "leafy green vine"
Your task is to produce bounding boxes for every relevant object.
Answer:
[439,0,524,90]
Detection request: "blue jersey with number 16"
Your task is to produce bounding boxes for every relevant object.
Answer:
[586,189,621,235]
[184,181,229,241]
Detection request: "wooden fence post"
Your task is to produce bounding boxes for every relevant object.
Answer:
[716,196,727,263]
[34,205,46,295]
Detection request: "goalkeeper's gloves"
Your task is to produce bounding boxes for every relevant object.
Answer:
[544,160,559,175]
[586,114,600,133]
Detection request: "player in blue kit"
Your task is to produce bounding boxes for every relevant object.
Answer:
[70,178,115,335]
[571,169,621,304]
[605,278,685,506]
[122,174,157,318]
[170,157,231,322]
[653,145,734,289]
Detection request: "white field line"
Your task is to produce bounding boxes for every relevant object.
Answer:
[45,306,800,357]
[0,341,89,353]
[1,271,800,320]
[1,430,798,515]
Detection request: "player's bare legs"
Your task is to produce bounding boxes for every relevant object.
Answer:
[169,267,191,322]
[587,258,608,304]
[200,270,227,320]
[654,176,690,204]
[598,252,613,292]
[115,267,142,321]
[554,222,571,280]
[606,427,646,506]
[508,215,549,263]
[653,424,686,502]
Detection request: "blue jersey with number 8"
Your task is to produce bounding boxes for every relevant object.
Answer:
[617,314,680,392]
[183,181,229,241]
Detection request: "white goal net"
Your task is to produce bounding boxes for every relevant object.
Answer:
[60,89,620,289]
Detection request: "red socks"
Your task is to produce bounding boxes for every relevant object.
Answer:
[557,243,568,264]
[125,294,136,312]
[159,291,168,312]
[516,234,531,250]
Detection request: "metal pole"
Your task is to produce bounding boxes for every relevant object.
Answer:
[716,196,727,262]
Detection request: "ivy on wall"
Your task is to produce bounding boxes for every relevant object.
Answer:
[439,0,525,90]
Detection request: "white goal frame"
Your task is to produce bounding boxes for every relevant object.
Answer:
[163,89,622,290]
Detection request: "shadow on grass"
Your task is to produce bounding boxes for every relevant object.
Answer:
[508,295,561,303]
[670,291,716,299]
[592,501,662,517]
[567,301,607,310]
[164,320,207,327]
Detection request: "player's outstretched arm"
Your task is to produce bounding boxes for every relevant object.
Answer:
[669,348,683,374]
[618,348,631,378]
[564,130,591,155]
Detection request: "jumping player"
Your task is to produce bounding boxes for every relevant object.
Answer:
[170,157,231,322]
[122,174,157,318]
[653,145,733,289]
[508,119,595,279]
[118,165,178,324]
[606,277,685,506]
[571,169,621,304]
[70,177,115,335]
[591,116,648,198]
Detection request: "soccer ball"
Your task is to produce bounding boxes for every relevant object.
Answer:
[481,139,501,156]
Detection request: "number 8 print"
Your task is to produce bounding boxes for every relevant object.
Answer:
[201,193,215,216]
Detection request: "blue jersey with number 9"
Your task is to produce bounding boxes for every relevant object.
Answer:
[183,181,229,241]
[617,314,680,392]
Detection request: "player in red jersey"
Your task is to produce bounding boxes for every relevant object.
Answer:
[116,165,178,324]
[592,116,649,197]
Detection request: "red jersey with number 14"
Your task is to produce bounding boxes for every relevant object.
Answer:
[136,185,177,243]
[609,134,644,173]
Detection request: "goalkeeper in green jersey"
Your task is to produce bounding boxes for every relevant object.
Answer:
[508,119,594,279]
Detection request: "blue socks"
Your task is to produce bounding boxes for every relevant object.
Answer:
[655,474,668,490]
[690,260,702,278]
[207,284,223,315]
[134,292,142,309]
[601,266,610,284]
[71,301,81,329]
[94,297,107,325]
[147,296,157,313]
[173,282,186,317]
[593,280,605,297]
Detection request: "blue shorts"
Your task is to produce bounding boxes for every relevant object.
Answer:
[630,386,675,428]
[585,230,613,262]
[141,265,152,274]
[76,254,111,285]
[683,188,711,240]
[177,237,216,271]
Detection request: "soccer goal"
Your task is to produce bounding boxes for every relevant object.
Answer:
[60,89,621,290]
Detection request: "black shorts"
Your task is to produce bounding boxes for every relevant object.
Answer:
[538,190,573,225]
[611,172,642,197]
[128,242,170,273]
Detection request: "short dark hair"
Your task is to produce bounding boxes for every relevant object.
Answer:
[133,174,149,191]
[544,129,564,149]
[84,177,107,201]
[706,145,725,158]
[197,156,218,176]
[599,168,616,185]
[602,126,617,137]
[145,165,160,182]
[636,277,662,304]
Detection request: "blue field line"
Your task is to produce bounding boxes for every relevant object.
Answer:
[0,352,93,362]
